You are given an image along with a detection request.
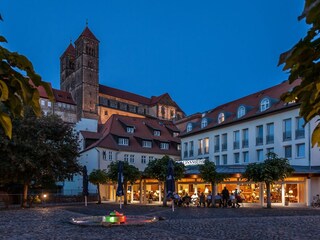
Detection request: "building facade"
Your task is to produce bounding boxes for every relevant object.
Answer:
[177,80,320,207]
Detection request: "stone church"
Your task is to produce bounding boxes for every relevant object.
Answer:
[59,26,185,124]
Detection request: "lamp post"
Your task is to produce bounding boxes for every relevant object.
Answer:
[43,194,47,207]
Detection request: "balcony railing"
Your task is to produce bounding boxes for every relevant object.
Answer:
[221,143,227,151]
[242,139,249,148]
[283,131,292,141]
[266,135,274,144]
[214,145,219,152]
[295,129,305,139]
[233,141,240,149]
[256,137,263,146]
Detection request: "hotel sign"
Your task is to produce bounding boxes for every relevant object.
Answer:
[177,159,206,166]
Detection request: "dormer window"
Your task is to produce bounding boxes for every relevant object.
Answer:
[201,118,208,128]
[237,106,246,118]
[126,126,134,133]
[218,113,225,124]
[186,123,192,132]
[142,140,152,148]
[160,142,169,150]
[260,98,270,112]
[173,132,179,137]
[154,130,161,136]
[118,138,129,146]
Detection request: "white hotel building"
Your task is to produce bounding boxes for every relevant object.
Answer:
[177,80,320,206]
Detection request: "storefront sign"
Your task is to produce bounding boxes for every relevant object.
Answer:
[177,159,206,166]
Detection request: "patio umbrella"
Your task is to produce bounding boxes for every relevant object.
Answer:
[166,159,175,212]
[82,165,89,207]
[116,161,124,209]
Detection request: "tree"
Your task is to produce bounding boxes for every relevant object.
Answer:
[88,169,108,204]
[199,160,225,202]
[144,155,185,206]
[107,161,141,205]
[278,0,320,146]
[0,15,53,139]
[243,152,294,208]
[0,107,81,207]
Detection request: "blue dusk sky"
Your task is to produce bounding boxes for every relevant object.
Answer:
[1,1,308,116]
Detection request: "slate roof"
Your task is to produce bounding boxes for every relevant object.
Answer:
[82,114,181,155]
[181,80,301,136]
[77,26,99,42]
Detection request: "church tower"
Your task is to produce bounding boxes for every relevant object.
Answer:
[72,26,100,120]
[60,43,76,93]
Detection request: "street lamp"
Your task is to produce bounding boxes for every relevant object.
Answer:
[43,194,47,207]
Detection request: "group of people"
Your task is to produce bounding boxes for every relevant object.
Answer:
[173,187,243,208]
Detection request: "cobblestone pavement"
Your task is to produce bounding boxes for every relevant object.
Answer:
[1,203,320,240]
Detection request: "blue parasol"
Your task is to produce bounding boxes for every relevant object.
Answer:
[82,165,89,206]
[116,161,124,208]
[166,159,175,199]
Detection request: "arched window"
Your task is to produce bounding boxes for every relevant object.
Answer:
[201,118,208,128]
[260,98,270,112]
[187,123,193,132]
[218,113,225,124]
[237,106,246,118]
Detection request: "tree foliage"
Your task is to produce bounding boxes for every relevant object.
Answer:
[0,15,53,139]
[243,153,294,208]
[107,161,141,204]
[88,169,108,204]
[144,155,185,206]
[0,107,81,207]
[199,160,225,198]
[278,0,320,146]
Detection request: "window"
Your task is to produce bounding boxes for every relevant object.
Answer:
[173,132,179,137]
[233,131,240,149]
[141,156,146,164]
[204,138,209,154]
[284,145,292,159]
[184,142,188,157]
[214,135,220,152]
[102,151,107,160]
[243,151,249,163]
[130,154,135,163]
[189,141,194,157]
[128,105,136,113]
[266,123,274,144]
[222,134,227,151]
[187,123,192,132]
[108,151,112,161]
[234,153,240,164]
[104,110,108,116]
[160,142,169,150]
[242,129,249,148]
[126,127,134,133]
[237,106,246,118]
[142,140,152,148]
[267,148,274,153]
[296,117,305,139]
[296,144,305,158]
[260,98,270,112]
[41,99,45,106]
[124,154,129,162]
[149,156,154,162]
[218,113,225,124]
[283,119,292,141]
[257,149,263,162]
[110,100,118,108]
[201,118,208,128]
[48,101,52,108]
[118,138,129,146]
[154,130,161,136]
[222,154,228,165]
[215,156,220,165]
[198,139,203,155]
[177,144,181,151]
[256,125,263,145]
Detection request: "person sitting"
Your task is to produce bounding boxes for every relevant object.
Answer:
[214,193,222,208]
[182,193,191,207]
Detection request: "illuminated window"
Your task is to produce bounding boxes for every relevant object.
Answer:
[260,98,270,112]
[218,113,225,123]
[237,106,246,118]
